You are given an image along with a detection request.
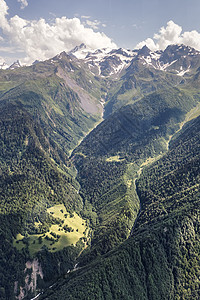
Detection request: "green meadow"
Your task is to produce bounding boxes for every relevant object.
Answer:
[13,204,88,256]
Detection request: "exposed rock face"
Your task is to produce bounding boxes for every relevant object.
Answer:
[15,259,43,300]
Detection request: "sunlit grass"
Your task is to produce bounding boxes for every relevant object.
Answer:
[13,204,88,255]
[106,155,125,162]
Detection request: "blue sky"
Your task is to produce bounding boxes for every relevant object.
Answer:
[1,0,200,65]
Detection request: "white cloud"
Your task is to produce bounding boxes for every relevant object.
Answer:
[136,20,200,52]
[136,38,158,51]
[0,56,5,64]
[0,0,117,64]
[17,0,28,10]
[0,0,10,31]
[154,21,182,50]
[132,24,138,29]
[81,16,91,19]
[181,30,200,51]
[81,16,106,30]
[85,19,101,30]
[49,12,56,18]
[0,45,22,53]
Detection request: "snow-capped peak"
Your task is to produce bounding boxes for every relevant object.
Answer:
[0,61,9,70]
[68,45,138,77]
[128,43,200,76]
[1,43,200,77]
[9,60,21,70]
[69,43,95,60]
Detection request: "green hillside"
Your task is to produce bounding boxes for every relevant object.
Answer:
[40,112,200,300]
[0,56,103,299]
[69,87,199,264]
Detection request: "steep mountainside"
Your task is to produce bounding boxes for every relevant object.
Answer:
[0,104,84,299]
[0,44,200,300]
[70,43,200,77]
[70,43,200,116]
[40,109,200,300]
[70,86,199,263]
[0,53,104,300]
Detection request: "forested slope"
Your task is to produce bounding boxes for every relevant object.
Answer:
[0,56,103,299]
[0,102,86,299]
[71,87,199,262]
[75,87,196,159]
[41,109,200,300]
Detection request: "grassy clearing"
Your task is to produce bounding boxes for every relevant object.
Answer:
[117,88,139,102]
[126,180,133,188]
[13,204,89,256]
[0,81,18,91]
[106,155,125,162]
[166,103,200,150]
[137,155,163,177]
[141,156,162,167]
[123,162,137,187]
[184,102,200,123]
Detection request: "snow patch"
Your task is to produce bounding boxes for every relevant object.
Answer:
[177,68,190,76]
[158,59,178,71]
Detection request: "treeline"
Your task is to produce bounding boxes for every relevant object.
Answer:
[75,87,197,160]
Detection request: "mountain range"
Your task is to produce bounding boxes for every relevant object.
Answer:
[3,43,200,76]
[0,43,200,300]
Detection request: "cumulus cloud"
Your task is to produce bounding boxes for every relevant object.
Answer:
[81,16,106,30]
[0,45,22,53]
[0,0,117,64]
[0,0,10,31]
[17,0,28,10]
[85,20,101,30]
[81,16,91,19]
[136,20,200,51]
[0,56,5,64]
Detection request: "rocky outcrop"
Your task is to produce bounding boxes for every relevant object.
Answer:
[15,259,43,300]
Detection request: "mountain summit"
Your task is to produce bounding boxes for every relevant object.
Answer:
[67,43,200,77]
[2,43,200,77]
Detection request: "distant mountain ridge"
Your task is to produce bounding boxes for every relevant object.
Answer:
[68,43,200,77]
[2,43,200,77]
